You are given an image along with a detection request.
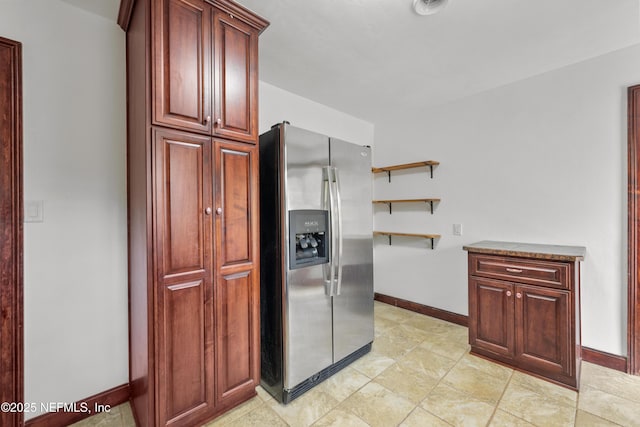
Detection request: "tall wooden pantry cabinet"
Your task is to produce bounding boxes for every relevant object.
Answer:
[117,1,268,425]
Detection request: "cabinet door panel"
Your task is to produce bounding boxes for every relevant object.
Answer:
[162,281,207,419]
[215,270,255,398]
[163,142,203,273]
[213,11,258,142]
[153,129,214,426]
[214,141,257,266]
[469,277,514,358]
[154,0,212,133]
[516,285,571,377]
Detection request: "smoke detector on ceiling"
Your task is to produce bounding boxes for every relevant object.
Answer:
[413,0,448,15]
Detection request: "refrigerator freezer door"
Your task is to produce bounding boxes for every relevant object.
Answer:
[283,125,333,390]
[329,139,374,362]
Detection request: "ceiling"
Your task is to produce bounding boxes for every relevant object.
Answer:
[59,0,120,22]
[65,0,640,123]
[238,0,640,122]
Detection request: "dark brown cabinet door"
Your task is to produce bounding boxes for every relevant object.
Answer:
[469,277,515,359]
[515,284,572,378]
[213,11,259,143]
[213,140,260,403]
[153,129,215,426]
[153,0,212,133]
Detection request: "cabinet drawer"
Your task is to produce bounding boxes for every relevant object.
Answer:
[469,254,570,289]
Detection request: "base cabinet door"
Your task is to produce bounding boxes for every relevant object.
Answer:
[469,277,514,359]
[515,284,572,378]
[214,140,260,404]
[153,129,215,426]
[215,269,257,401]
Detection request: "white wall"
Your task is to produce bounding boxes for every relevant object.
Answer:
[0,0,127,418]
[373,43,640,356]
[259,81,374,147]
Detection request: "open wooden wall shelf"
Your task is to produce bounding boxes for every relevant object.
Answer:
[372,160,439,181]
[373,198,440,214]
[373,231,441,249]
[372,161,441,249]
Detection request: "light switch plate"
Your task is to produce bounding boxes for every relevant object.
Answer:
[453,223,462,236]
[25,200,44,223]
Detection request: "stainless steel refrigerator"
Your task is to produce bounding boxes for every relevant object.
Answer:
[259,122,374,403]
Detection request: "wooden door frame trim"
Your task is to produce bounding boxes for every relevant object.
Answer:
[628,85,640,375]
[0,35,23,427]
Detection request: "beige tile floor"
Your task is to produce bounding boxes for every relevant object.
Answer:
[73,301,640,427]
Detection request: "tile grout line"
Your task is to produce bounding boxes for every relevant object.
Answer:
[574,381,580,427]
[405,318,464,424]
[575,384,630,427]
[271,403,293,427]
[81,303,640,427]
[327,368,376,427]
[408,336,467,427]
[375,309,460,426]
[485,368,515,426]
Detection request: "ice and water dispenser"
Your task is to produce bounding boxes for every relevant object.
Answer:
[289,210,329,269]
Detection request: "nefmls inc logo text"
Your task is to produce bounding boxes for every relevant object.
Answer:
[0,401,112,414]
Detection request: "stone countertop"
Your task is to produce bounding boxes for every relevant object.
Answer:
[463,240,586,261]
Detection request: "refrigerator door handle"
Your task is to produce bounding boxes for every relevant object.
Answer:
[322,166,338,296]
[333,167,343,296]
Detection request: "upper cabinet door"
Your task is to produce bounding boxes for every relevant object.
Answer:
[153,0,212,134]
[213,10,259,143]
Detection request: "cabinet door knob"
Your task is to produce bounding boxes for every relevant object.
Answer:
[516,292,522,299]
[205,115,211,124]
[215,118,222,126]
[216,207,222,215]
[205,207,212,215]
[506,291,512,297]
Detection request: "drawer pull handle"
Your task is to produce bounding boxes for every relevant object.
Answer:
[506,268,523,273]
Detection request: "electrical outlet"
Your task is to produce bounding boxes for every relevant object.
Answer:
[453,223,462,236]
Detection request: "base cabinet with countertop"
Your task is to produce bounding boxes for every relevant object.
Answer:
[464,241,585,389]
